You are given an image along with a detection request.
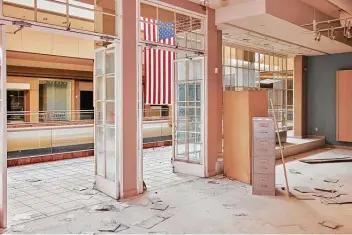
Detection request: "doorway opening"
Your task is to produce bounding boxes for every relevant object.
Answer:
[138,2,207,192]
[80,91,94,120]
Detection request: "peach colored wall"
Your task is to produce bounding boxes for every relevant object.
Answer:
[159,0,206,15]
[294,55,307,138]
[266,0,332,26]
[206,8,222,176]
[122,0,138,198]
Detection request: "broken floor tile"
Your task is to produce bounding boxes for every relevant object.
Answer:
[289,169,302,175]
[92,204,114,212]
[157,211,174,220]
[319,221,342,229]
[293,186,314,193]
[314,187,337,193]
[98,223,121,232]
[151,203,169,211]
[74,186,88,191]
[149,197,163,204]
[291,193,315,200]
[324,178,339,183]
[136,216,165,229]
[115,224,130,233]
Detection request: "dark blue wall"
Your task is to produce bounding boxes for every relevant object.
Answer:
[307,53,352,146]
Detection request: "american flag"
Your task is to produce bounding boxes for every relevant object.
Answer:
[142,18,176,105]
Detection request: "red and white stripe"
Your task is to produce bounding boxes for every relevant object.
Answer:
[142,18,175,105]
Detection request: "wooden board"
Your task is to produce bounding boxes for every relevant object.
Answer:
[223,90,268,184]
[336,70,352,142]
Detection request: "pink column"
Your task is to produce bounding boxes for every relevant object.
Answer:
[206,9,223,176]
[121,0,138,198]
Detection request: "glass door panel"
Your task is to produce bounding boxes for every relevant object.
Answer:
[94,43,120,199]
[173,57,205,177]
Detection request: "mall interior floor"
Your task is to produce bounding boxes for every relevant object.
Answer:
[5,148,352,234]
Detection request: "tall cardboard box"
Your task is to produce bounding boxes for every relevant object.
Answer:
[223,90,268,184]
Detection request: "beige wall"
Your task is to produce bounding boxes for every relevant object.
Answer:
[6,26,94,59]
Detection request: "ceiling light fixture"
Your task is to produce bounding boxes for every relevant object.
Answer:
[199,0,210,7]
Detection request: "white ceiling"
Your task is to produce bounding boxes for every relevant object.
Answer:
[222,26,321,56]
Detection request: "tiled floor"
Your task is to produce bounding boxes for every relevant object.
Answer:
[6,148,352,234]
[143,146,198,190]
[7,146,197,225]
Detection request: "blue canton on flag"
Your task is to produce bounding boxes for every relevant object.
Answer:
[158,21,174,41]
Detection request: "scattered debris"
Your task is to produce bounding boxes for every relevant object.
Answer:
[25,178,41,183]
[98,223,121,232]
[293,186,314,193]
[324,178,339,183]
[157,211,174,219]
[208,180,220,184]
[289,169,302,175]
[92,204,114,212]
[73,186,88,192]
[314,187,337,193]
[322,195,352,205]
[281,187,286,191]
[214,175,225,179]
[291,193,315,200]
[148,232,167,234]
[149,197,163,204]
[319,221,342,229]
[313,191,345,199]
[300,156,352,164]
[136,216,165,229]
[115,224,130,233]
[151,203,169,211]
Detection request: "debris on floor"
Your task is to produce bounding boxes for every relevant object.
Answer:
[324,178,339,183]
[313,191,345,199]
[300,156,352,164]
[73,186,88,191]
[208,180,220,184]
[92,204,114,212]
[320,195,352,205]
[314,187,337,193]
[293,186,314,193]
[223,204,237,209]
[213,175,225,179]
[151,203,169,211]
[319,221,342,229]
[291,192,315,200]
[289,169,302,175]
[98,219,121,232]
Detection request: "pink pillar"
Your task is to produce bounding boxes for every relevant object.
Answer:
[121,0,138,198]
[206,9,223,176]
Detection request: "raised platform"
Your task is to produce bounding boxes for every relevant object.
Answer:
[275,137,326,159]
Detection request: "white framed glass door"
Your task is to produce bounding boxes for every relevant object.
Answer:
[173,56,205,177]
[94,42,121,199]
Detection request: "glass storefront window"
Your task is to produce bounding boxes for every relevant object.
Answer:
[39,79,72,121]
